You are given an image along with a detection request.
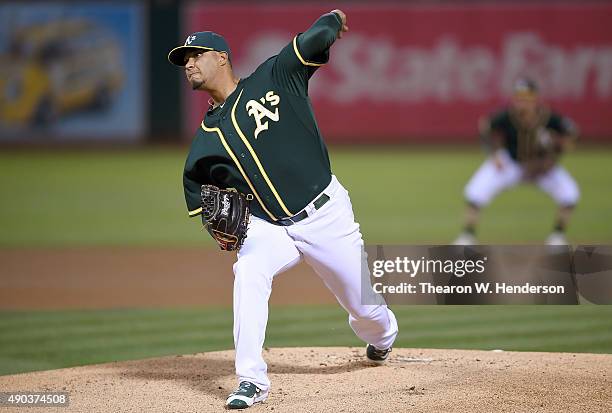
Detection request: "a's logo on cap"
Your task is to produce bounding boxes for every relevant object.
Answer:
[185,35,196,45]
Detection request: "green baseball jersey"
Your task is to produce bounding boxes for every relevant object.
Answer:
[489,108,576,162]
[183,12,342,223]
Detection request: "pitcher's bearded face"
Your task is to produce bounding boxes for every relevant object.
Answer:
[184,50,218,90]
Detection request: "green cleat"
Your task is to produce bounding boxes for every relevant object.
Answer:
[226,381,268,409]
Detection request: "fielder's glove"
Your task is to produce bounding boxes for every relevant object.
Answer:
[200,185,250,251]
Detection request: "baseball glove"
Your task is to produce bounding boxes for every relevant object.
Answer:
[200,185,250,251]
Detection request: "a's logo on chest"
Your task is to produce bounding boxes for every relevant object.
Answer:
[245,91,280,139]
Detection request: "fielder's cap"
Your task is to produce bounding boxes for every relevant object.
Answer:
[168,31,231,66]
[513,77,539,99]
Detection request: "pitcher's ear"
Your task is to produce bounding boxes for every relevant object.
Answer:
[219,51,230,66]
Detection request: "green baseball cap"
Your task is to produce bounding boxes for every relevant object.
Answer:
[168,31,232,66]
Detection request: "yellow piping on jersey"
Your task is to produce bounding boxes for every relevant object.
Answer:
[200,121,278,221]
[292,36,324,67]
[231,89,294,217]
[188,207,203,217]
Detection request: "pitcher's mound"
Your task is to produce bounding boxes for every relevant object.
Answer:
[0,347,610,412]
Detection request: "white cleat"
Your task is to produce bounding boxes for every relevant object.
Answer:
[546,231,568,245]
[453,232,477,245]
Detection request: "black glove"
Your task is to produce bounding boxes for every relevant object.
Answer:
[200,185,250,251]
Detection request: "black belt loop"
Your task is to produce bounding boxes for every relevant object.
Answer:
[276,193,330,226]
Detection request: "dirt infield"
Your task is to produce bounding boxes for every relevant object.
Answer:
[0,248,335,309]
[0,347,610,412]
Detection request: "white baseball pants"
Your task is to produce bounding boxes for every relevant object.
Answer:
[231,175,398,392]
[464,150,580,207]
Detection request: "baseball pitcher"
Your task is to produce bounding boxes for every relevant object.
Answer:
[454,78,580,245]
[168,9,398,409]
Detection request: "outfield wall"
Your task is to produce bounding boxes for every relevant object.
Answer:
[0,2,146,142]
[1,2,611,144]
[183,2,612,142]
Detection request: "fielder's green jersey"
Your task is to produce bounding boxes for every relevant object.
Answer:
[183,12,342,223]
[490,108,575,162]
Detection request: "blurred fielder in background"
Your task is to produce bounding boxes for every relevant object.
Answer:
[454,78,580,245]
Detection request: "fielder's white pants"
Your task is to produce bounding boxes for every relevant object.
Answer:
[232,175,398,392]
[464,150,580,207]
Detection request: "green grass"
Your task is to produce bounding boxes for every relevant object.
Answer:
[1,305,610,376]
[0,150,196,246]
[0,147,611,246]
[338,147,612,244]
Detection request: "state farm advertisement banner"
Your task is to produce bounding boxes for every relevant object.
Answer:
[182,3,612,142]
